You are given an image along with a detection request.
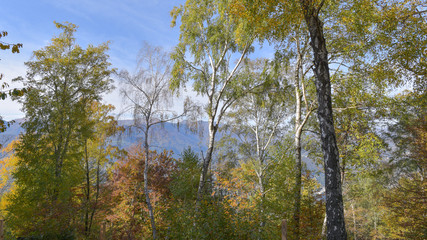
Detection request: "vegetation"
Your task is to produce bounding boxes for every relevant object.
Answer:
[0,31,24,137]
[0,1,425,239]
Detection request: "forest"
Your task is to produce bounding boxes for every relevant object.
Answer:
[0,0,425,239]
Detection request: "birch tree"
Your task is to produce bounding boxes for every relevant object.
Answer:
[220,59,288,235]
[283,30,318,238]
[170,0,256,205]
[229,0,348,238]
[119,43,192,239]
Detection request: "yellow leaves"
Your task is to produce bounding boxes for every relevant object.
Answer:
[170,5,183,28]
[212,166,258,212]
[0,31,22,53]
[0,140,19,216]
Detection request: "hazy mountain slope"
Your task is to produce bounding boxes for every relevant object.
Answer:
[0,119,209,156]
[0,119,25,147]
[112,120,209,155]
[0,119,322,185]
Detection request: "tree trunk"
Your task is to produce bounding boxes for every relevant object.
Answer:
[144,126,157,239]
[0,219,4,240]
[281,219,288,240]
[196,119,217,205]
[88,150,102,236]
[84,141,90,236]
[99,222,106,240]
[293,133,302,239]
[322,213,327,238]
[258,171,266,238]
[351,202,357,240]
[301,2,347,239]
[293,50,303,240]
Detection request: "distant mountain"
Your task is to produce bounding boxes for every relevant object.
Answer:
[0,118,26,147]
[0,118,323,184]
[0,119,209,156]
[113,120,210,155]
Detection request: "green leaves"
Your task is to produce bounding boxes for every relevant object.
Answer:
[0,30,24,135]
[171,0,253,93]
[170,147,201,201]
[5,22,115,238]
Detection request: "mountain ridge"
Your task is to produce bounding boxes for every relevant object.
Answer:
[0,119,209,156]
[0,119,322,183]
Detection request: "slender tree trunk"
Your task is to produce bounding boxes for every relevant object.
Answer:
[293,51,303,240]
[373,213,377,238]
[300,2,347,239]
[322,213,327,238]
[144,126,157,239]
[0,220,4,240]
[196,119,217,205]
[88,152,102,236]
[351,202,357,240]
[258,170,265,239]
[281,219,288,240]
[99,222,106,240]
[84,141,90,236]
[293,133,302,239]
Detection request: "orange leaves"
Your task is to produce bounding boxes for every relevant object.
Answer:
[104,146,177,238]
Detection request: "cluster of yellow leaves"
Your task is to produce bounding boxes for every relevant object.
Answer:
[213,163,259,211]
[0,31,23,53]
[0,141,19,216]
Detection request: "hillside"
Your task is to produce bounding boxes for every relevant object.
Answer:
[0,118,322,182]
[0,119,209,157]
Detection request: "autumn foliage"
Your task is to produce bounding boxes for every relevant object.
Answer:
[103,146,176,239]
[0,0,425,239]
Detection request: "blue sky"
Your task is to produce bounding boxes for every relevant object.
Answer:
[0,0,188,120]
[1,0,276,121]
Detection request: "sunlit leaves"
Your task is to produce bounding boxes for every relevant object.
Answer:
[5,22,115,238]
[0,30,24,135]
[0,31,22,53]
[0,141,19,217]
[105,147,176,239]
[382,173,426,239]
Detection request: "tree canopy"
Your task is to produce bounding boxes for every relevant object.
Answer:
[0,1,425,239]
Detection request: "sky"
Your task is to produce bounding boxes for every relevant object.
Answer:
[0,0,189,120]
[1,0,276,121]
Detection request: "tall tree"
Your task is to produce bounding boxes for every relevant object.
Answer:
[230,0,347,237]
[277,29,318,238]
[119,43,191,239]
[6,22,114,238]
[297,2,347,238]
[170,0,257,205]
[79,102,122,238]
[381,90,426,239]
[218,59,289,235]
